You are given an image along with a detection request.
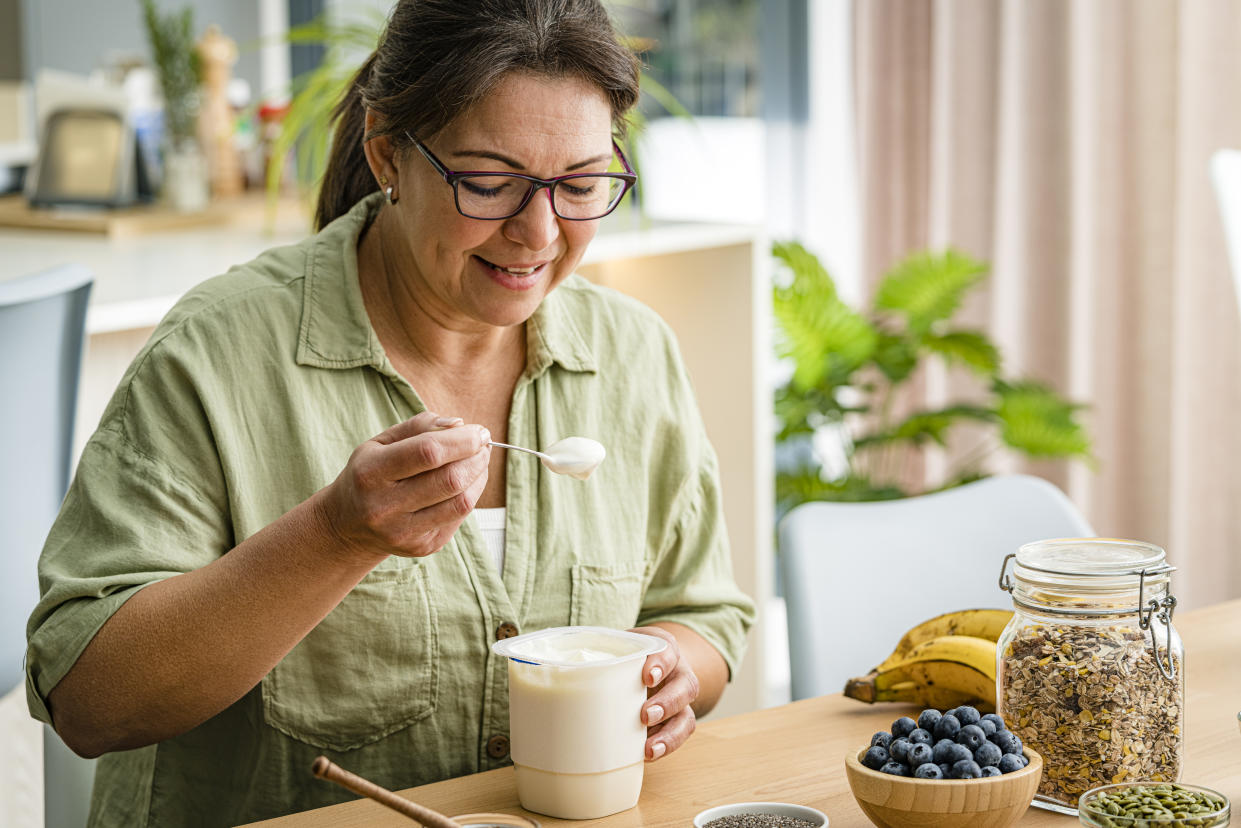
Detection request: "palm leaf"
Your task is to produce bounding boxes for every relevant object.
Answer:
[264,10,387,212]
[854,405,995,450]
[923,330,1001,376]
[874,249,987,335]
[777,467,907,517]
[871,330,918,383]
[771,236,1094,505]
[994,380,1093,459]
[773,242,876,390]
[774,384,842,440]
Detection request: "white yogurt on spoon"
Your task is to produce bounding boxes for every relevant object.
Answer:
[539,437,606,480]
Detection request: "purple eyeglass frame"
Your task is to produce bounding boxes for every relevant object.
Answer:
[406,132,638,221]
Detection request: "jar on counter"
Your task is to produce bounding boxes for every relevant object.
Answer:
[996,538,1184,814]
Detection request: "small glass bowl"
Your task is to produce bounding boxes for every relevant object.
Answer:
[1078,782,1230,827]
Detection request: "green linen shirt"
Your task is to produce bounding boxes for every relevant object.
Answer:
[25,193,756,827]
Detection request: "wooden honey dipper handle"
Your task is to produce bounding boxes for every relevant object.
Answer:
[311,756,460,828]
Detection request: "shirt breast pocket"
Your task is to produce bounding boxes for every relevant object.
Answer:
[569,562,646,629]
[261,560,438,751]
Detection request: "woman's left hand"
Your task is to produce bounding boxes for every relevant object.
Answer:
[629,625,700,761]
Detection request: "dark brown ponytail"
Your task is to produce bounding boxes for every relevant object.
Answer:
[314,0,641,230]
[315,53,380,231]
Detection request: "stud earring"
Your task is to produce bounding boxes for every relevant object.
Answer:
[378,174,389,187]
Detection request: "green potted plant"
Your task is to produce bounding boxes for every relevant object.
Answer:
[772,241,1093,519]
[140,0,206,210]
[260,8,388,211]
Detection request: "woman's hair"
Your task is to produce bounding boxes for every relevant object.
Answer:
[315,0,642,230]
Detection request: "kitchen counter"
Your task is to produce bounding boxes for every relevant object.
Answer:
[243,598,1241,827]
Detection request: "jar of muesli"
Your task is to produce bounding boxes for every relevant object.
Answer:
[996,538,1183,815]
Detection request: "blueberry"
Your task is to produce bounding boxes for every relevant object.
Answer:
[938,763,952,778]
[888,737,912,764]
[945,743,973,765]
[932,739,955,764]
[998,753,1025,774]
[974,741,1003,767]
[907,743,934,767]
[914,762,943,779]
[917,709,943,733]
[956,724,987,752]
[951,759,982,779]
[908,728,933,746]
[978,718,997,737]
[870,731,893,748]
[952,705,981,726]
[980,766,1002,777]
[989,730,1022,756]
[862,745,890,770]
[980,713,1007,732]
[891,716,918,738]
[879,761,908,776]
[933,713,961,741]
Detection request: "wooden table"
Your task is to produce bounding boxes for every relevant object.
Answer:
[243,599,1241,827]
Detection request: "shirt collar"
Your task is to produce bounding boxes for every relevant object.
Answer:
[524,280,597,376]
[296,193,386,370]
[297,192,596,376]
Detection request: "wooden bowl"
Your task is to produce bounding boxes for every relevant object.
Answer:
[844,744,1042,828]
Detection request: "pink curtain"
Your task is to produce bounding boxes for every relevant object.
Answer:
[852,0,1241,608]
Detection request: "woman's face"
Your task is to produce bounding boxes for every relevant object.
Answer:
[388,72,616,330]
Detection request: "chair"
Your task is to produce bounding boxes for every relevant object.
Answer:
[1209,149,1241,321]
[0,264,95,828]
[777,474,1094,701]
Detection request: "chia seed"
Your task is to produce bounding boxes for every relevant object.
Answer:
[703,816,817,828]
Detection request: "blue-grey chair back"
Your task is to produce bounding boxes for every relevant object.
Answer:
[1,264,93,692]
[778,474,1094,701]
[0,264,95,828]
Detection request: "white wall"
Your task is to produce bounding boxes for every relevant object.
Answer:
[20,0,263,94]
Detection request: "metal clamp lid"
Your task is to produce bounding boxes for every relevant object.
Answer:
[997,553,1179,681]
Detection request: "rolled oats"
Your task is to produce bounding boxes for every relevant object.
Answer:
[998,623,1184,807]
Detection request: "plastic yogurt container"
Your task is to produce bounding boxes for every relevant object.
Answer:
[492,626,666,820]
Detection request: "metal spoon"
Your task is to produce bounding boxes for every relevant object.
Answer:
[488,436,606,480]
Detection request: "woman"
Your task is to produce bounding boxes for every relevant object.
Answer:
[25,1,755,825]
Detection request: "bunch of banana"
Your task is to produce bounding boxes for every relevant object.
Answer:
[842,608,1013,713]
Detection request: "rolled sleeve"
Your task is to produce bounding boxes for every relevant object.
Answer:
[25,426,229,725]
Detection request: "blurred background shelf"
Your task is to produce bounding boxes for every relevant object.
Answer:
[0,194,236,237]
[0,191,303,238]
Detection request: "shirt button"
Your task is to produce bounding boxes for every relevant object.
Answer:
[496,622,519,640]
[486,734,510,759]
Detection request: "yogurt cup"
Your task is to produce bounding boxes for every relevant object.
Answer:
[492,626,667,820]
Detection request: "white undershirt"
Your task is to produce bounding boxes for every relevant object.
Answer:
[473,507,507,574]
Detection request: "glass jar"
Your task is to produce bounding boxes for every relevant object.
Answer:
[996,538,1184,814]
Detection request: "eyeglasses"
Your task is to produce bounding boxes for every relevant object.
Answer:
[407,132,637,221]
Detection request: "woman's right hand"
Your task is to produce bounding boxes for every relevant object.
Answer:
[318,411,491,560]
